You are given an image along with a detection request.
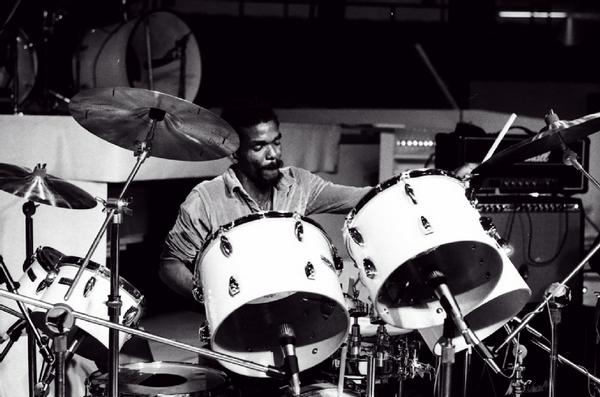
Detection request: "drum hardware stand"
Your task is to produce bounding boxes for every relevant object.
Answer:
[508,342,530,397]
[0,255,53,397]
[63,108,163,397]
[461,346,471,397]
[43,303,75,397]
[546,283,571,397]
[437,317,455,397]
[505,317,600,389]
[0,289,287,378]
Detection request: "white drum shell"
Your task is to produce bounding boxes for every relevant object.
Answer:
[198,215,349,377]
[27,263,143,358]
[344,171,503,329]
[419,250,531,354]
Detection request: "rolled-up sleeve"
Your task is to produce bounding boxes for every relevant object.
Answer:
[163,190,212,267]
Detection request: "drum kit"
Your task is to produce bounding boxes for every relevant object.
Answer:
[2,89,600,397]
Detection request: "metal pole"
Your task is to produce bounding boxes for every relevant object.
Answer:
[0,290,286,377]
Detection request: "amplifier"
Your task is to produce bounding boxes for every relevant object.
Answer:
[477,196,584,304]
[435,133,589,194]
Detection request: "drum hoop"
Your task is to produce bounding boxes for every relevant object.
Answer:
[199,211,330,255]
[349,168,458,217]
[57,257,142,299]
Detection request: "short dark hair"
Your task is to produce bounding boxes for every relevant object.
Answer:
[220,96,279,134]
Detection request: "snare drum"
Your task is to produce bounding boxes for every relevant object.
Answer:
[343,169,503,329]
[27,256,144,360]
[87,361,228,397]
[73,11,201,101]
[195,212,350,377]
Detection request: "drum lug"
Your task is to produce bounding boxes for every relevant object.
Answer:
[36,270,57,294]
[480,216,509,249]
[332,246,344,273]
[420,216,433,235]
[305,261,316,280]
[220,234,233,257]
[363,258,377,279]
[404,183,418,205]
[466,187,478,207]
[83,276,96,298]
[122,306,140,326]
[199,321,211,343]
[228,276,240,297]
[192,278,204,303]
[348,227,364,246]
[294,214,304,242]
[321,256,335,273]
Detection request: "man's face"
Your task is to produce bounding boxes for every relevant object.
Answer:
[236,120,283,187]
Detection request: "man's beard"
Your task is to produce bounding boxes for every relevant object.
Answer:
[257,160,283,188]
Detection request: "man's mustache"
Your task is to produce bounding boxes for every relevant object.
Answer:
[263,160,284,170]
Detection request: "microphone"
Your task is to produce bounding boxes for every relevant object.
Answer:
[426,270,501,374]
[349,319,361,360]
[278,323,301,396]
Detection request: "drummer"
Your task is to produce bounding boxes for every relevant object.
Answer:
[158,97,370,395]
[159,97,370,300]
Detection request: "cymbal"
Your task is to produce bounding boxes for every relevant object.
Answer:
[69,87,239,161]
[474,112,600,174]
[0,163,97,209]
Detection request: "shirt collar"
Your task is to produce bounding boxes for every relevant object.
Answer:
[223,166,295,197]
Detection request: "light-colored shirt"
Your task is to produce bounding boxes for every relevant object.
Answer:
[163,166,371,267]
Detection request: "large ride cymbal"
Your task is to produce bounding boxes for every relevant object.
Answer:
[474,112,600,174]
[0,163,97,209]
[69,87,239,161]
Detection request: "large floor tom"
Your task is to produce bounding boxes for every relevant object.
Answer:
[343,169,503,329]
[195,212,350,377]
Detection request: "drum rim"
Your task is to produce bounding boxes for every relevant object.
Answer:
[348,168,458,217]
[57,257,142,299]
[198,211,330,255]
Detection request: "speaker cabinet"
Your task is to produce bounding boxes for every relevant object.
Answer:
[477,196,584,304]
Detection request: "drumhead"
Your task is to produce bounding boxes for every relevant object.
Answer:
[88,361,228,396]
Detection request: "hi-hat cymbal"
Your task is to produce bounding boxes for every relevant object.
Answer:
[69,87,239,161]
[0,163,97,209]
[474,112,600,174]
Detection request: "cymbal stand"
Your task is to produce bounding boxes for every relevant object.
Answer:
[0,289,287,378]
[0,255,53,397]
[62,107,171,397]
[23,200,38,397]
[509,317,600,390]
[547,284,571,397]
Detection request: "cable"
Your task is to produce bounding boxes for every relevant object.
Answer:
[526,207,570,265]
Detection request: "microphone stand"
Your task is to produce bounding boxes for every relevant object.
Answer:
[43,304,75,397]
[546,284,571,397]
[437,317,455,397]
[0,289,286,378]
[0,255,54,397]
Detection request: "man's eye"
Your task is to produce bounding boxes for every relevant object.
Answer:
[253,145,263,151]
[274,140,281,146]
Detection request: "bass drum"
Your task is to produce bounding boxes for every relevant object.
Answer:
[0,28,37,105]
[73,11,201,101]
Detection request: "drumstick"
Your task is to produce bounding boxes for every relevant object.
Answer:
[482,113,517,163]
[338,343,348,397]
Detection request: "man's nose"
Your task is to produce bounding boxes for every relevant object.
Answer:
[266,144,280,159]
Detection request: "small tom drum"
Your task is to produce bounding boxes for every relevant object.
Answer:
[343,169,503,329]
[26,256,144,360]
[195,212,350,377]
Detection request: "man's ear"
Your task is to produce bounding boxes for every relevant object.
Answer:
[231,152,239,163]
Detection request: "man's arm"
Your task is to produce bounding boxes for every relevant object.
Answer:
[158,253,195,300]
